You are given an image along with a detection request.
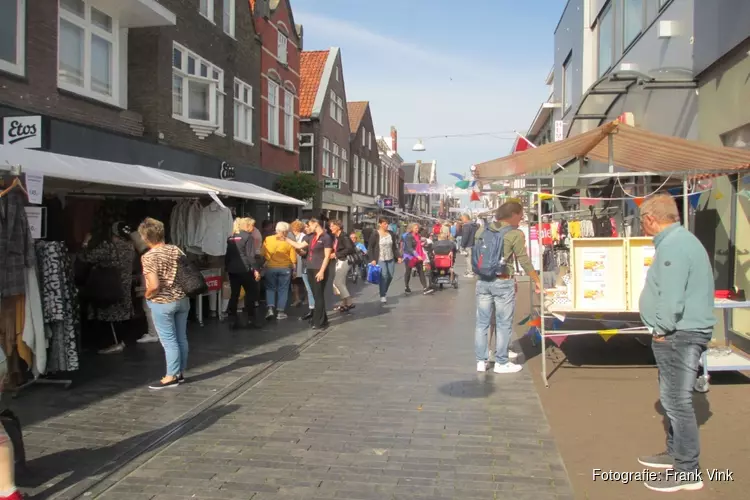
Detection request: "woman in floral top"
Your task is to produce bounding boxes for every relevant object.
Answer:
[138,217,189,390]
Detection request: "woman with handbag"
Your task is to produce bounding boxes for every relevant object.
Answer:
[79,222,135,354]
[402,223,433,296]
[138,218,190,390]
[286,218,332,330]
[367,217,402,304]
[329,220,355,312]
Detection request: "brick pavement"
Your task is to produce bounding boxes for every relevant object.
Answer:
[89,273,574,500]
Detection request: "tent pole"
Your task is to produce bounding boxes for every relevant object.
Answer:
[608,133,614,174]
[682,175,689,230]
[537,180,548,387]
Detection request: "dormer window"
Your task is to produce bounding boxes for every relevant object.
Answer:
[277,31,288,64]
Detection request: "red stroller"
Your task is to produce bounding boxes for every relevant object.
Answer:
[430,245,458,290]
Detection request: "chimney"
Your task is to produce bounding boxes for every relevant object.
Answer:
[390,126,398,153]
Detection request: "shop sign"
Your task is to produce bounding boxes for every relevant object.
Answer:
[538,223,553,245]
[554,120,564,142]
[219,162,235,180]
[324,178,340,190]
[3,116,42,149]
[200,270,223,293]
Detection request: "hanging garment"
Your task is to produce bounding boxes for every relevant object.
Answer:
[610,218,619,237]
[0,295,26,387]
[568,221,581,238]
[0,189,36,298]
[22,266,47,376]
[78,239,135,322]
[195,202,234,256]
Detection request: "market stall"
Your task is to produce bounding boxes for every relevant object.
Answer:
[473,120,750,387]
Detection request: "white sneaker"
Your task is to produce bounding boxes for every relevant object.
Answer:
[508,350,519,360]
[477,361,488,372]
[276,312,288,320]
[137,333,159,343]
[380,297,387,303]
[494,362,523,374]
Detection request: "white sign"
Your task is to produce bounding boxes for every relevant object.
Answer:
[3,116,42,149]
[554,120,564,142]
[25,172,43,204]
[25,207,44,239]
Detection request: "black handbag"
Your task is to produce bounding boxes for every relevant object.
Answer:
[174,251,208,297]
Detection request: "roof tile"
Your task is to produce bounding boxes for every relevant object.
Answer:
[347,101,368,135]
[300,50,330,118]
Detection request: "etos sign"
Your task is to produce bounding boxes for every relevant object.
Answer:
[2,116,43,149]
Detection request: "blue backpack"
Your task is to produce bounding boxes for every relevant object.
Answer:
[471,226,514,280]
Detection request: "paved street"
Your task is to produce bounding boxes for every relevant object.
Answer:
[17,269,572,500]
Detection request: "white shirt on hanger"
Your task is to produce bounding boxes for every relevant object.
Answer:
[196,201,233,256]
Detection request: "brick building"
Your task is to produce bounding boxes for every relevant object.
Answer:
[250,0,302,174]
[347,101,381,223]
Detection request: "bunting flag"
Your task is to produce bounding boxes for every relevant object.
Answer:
[455,180,471,189]
[528,316,542,328]
[517,314,531,326]
[525,326,540,339]
[580,197,598,207]
[688,192,701,210]
[470,191,481,202]
[551,312,566,322]
[602,320,626,330]
[598,329,617,342]
[537,193,554,200]
[548,335,568,348]
[667,187,681,196]
[715,190,724,201]
[738,189,750,200]
[698,179,714,189]
[634,197,645,207]
[449,173,465,180]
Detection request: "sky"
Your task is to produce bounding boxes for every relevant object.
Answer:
[292,0,565,190]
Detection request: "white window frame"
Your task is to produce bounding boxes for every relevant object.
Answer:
[335,66,340,81]
[332,143,340,179]
[341,149,348,184]
[172,43,225,133]
[283,89,294,150]
[353,154,359,191]
[267,80,280,145]
[361,130,366,146]
[322,137,331,178]
[329,90,337,120]
[597,3,613,77]
[58,0,120,106]
[360,156,366,192]
[367,161,373,195]
[0,0,25,76]
[368,132,372,150]
[233,78,253,146]
[223,0,235,37]
[277,30,288,64]
[200,0,214,23]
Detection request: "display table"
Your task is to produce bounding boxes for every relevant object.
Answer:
[695,299,750,392]
[196,269,223,326]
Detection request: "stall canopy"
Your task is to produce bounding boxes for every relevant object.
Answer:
[474,121,750,181]
[168,171,306,206]
[0,144,214,196]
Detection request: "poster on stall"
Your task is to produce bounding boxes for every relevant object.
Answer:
[580,248,608,307]
[528,225,540,271]
[642,246,655,288]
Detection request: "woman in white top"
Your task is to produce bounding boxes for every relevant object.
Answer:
[290,220,315,320]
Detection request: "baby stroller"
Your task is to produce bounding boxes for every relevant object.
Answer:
[429,242,458,290]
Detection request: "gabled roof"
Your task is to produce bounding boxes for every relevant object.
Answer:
[250,0,302,42]
[300,50,330,118]
[347,101,368,135]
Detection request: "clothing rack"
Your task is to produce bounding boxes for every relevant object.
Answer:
[538,206,619,220]
[2,163,73,393]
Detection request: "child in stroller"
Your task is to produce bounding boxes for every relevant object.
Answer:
[348,232,368,283]
[429,234,458,289]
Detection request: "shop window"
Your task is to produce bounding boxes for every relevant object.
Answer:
[322,137,331,177]
[283,89,294,150]
[267,81,279,145]
[58,0,119,105]
[172,43,224,135]
[200,0,214,23]
[223,0,234,37]
[623,0,644,49]
[0,0,25,76]
[597,3,613,77]
[233,78,253,145]
[277,30,288,64]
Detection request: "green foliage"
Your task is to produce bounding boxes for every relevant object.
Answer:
[274,172,318,203]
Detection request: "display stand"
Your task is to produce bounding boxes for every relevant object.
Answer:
[569,238,628,311]
[625,237,654,312]
[196,269,223,326]
[695,300,750,392]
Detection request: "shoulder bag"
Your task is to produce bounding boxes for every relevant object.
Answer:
[173,248,209,297]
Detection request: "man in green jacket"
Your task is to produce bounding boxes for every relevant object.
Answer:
[637,194,715,493]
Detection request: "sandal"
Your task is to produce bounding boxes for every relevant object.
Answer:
[333,305,345,312]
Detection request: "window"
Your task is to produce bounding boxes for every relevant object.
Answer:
[199,0,214,22]
[562,53,572,113]
[233,79,253,145]
[623,0,643,48]
[322,138,331,177]
[368,162,373,195]
[353,154,359,190]
[58,0,118,103]
[172,44,225,133]
[267,81,280,145]
[332,143,340,179]
[328,90,344,124]
[597,3,613,77]
[360,156,366,191]
[283,90,294,150]
[223,0,234,36]
[343,151,348,183]
[277,30,288,64]
[0,0,25,76]
[361,130,365,146]
[335,66,339,81]
[368,132,372,150]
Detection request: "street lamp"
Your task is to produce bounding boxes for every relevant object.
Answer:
[412,140,426,152]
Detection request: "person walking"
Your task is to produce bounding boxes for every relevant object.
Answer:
[460,214,478,277]
[262,222,297,320]
[636,194,715,493]
[368,217,402,304]
[473,202,540,374]
[138,218,190,390]
[329,220,356,312]
[225,217,261,329]
[402,223,433,295]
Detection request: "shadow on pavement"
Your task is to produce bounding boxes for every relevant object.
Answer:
[438,377,497,399]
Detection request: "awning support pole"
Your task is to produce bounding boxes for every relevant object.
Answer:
[608,133,614,174]
[537,179,548,388]
[682,175,689,231]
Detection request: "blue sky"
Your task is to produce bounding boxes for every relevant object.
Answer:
[292,0,564,186]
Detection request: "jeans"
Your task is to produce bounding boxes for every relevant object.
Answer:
[404,261,427,290]
[474,279,515,364]
[378,259,396,298]
[652,330,708,473]
[148,298,191,377]
[301,271,315,308]
[332,260,351,299]
[307,268,329,327]
[464,247,473,272]
[265,268,292,311]
[456,236,462,248]
[227,271,257,318]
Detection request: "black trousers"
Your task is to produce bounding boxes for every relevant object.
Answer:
[307,268,329,327]
[404,262,427,290]
[227,271,257,319]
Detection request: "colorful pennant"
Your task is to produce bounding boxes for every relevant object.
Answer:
[470,191,481,202]
[714,190,724,201]
[552,318,564,331]
[739,190,750,201]
[633,197,645,207]
[580,197,598,207]
[551,312,566,322]
[517,314,531,326]
[455,180,470,189]
[548,335,568,347]
[688,192,701,210]
[449,173,465,180]
[602,320,626,330]
[598,329,617,342]
[528,316,542,328]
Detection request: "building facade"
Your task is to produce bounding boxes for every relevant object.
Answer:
[0,0,287,220]
[299,48,352,227]
[377,126,403,203]
[401,160,437,216]
[251,0,302,174]
[347,101,381,222]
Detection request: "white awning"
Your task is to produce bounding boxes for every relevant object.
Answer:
[168,171,306,206]
[0,144,214,196]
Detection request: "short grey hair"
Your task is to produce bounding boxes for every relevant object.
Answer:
[275,221,290,233]
[640,194,680,223]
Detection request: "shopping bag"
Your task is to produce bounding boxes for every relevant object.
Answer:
[366,264,381,285]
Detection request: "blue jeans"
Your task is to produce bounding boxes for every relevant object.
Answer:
[265,268,292,311]
[301,271,314,308]
[652,330,708,473]
[378,259,396,298]
[474,279,515,364]
[148,298,190,377]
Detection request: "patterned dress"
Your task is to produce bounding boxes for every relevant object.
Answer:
[80,239,135,322]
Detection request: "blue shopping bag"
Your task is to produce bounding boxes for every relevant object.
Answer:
[366,263,382,285]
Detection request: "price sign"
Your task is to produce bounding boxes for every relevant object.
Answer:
[25,206,44,239]
[201,270,223,293]
[25,172,43,204]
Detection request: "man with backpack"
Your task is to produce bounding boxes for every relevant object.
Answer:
[472,201,541,374]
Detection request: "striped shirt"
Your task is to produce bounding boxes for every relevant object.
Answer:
[141,244,186,304]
